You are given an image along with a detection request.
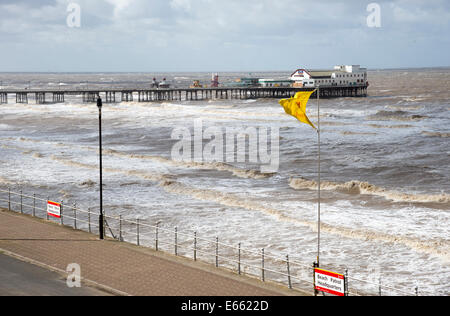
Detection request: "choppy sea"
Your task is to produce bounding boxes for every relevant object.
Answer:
[0,68,449,295]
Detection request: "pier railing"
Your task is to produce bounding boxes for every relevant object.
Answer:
[0,84,367,105]
[0,187,429,296]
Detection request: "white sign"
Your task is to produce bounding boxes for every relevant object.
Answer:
[47,201,61,218]
[314,268,346,296]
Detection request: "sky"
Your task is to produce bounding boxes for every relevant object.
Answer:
[0,0,449,72]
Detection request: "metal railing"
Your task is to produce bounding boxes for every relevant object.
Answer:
[0,187,431,296]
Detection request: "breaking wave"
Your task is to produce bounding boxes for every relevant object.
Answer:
[367,124,413,129]
[49,155,170,183]
[152,103,285,119]
[340,131,377,136]
[160,181,449,261]
[368,110,428,122]
[101,148,273,180]
[79,179,96,187]
[289,177,450,204]
[0,176,13,185]
[4,149,450,260]
[320,121,348,127]
[3,137,271,180]
[386,105,423,111]
[422,131,450,138]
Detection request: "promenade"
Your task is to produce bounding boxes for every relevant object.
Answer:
[0,208,307,296]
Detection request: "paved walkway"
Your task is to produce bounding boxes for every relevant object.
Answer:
[0,253,112,296]
[0,209,306,296]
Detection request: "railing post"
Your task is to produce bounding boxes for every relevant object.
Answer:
[119,215,122,242]
[261,248,265,282]
[32,193,35,217]
[175,227,178,256]
[46,196,49,220]
[20,190,23,214]
[379,277,382,296]
[73,203,77,230]
[155,222,159,251]
[60,201,64,225]
[238,243,241,275]
[215,237,219,268]
[136,218,140,246]
[345,269,349,296]
[194,232,197,261]
[88,208,91,233]
[286,255,292,289]
[313,261,319,296]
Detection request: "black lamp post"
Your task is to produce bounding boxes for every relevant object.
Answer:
[97,96,104,240]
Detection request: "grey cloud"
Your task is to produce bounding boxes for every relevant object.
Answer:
[0,0,449,71]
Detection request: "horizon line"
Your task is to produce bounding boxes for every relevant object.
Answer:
[0,65,449,74]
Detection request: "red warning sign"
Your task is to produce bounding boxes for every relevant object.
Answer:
[314,268,346,296]
[47,201,61,218]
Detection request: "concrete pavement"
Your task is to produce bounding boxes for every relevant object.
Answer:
[0,208,307,296]
[0,253,111,296]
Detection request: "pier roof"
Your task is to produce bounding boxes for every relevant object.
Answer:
[308,70,335,78]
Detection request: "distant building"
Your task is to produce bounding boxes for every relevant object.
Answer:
[230,78,261,87]
[228,77,293,88]
[290,65,368,88]
[258,79,293,88]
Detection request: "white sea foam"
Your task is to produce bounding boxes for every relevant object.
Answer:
[367,124,413,129]
[2,71,450,295]
[421,131,450,138]
[159,181,450,261]
[289,177,450,204]
[0,176,13,185]
[3,137,272,180]
[11,148,449,261]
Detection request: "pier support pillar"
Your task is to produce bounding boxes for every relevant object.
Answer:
[0,93,7,104]
[121,91,133,102]
[52,92,65,103]
[82,92,98,103]
[16,93,28,104]
[35,92,46,104]
[106,91,117,103]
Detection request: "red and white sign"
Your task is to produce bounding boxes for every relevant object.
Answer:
[314,268,346,296]
[47,201,61,218]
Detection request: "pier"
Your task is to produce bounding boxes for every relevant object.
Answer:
[0,85,367,104]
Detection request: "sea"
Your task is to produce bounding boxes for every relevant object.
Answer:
[0,68,449,295]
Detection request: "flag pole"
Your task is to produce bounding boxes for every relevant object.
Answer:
[317,87,321,267]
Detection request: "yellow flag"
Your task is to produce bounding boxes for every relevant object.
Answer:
[279,90,316,129]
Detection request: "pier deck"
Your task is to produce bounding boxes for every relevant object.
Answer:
[0,85,367,104]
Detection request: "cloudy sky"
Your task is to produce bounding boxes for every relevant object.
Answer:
[0,0,449,72]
